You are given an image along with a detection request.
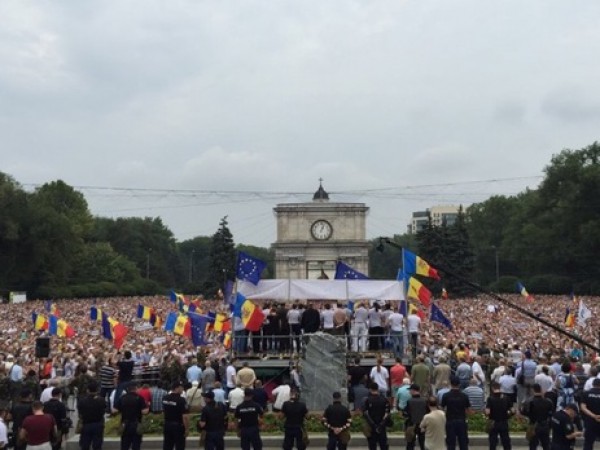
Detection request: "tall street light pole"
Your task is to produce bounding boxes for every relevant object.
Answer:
[189,249,195,283]
[146,248,152,279]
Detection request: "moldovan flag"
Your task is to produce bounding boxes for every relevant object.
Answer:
[403,249,441,280]
[223,331,232,349]
[174,315,191,337]
[516,281,534,303]
[101,313,128,349]
[234,293,264,332]
[32,313,49,331]
[407,277,432,308]
[564,307,575,328]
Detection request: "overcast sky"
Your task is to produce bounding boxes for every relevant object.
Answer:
[2,1,599,247]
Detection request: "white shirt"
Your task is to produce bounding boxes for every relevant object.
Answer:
[387,313,404,332]
[287,309,301,325]
[583,374,600,392]
[40,386,55,403]
[0,418,7,447]
[472,361,485,384]
[534,372,554,393]
[321,310,335,329]
[228,388,245,410]
[226,365,237,389]
[368,309,382,327]
[407,314,421,333]
[353,307,369,324]
[272,384,291,410]
[370,366,390,391]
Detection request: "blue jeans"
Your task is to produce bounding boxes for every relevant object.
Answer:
[79,422,104,450]
[390,331,404,359]
[446,419,468,450]
[234,330,247,353]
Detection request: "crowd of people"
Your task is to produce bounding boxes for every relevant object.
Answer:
[0,294,598,450]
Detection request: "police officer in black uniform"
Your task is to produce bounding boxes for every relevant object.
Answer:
[76,382,106,450]
[199,391,228,450]
[280,389,308,450]
[404,384,427,450]
[550,403,582,450]
[113,382,149,450]
[235,388,264,450]
[580,378,600,450]
[162,381,189,450]
[485,381,514,450]
[322,392,352,450]
[522,383,554,450]
[441,376,472,450]
[364,382,391,450]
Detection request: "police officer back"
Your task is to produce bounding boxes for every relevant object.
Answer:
[485,381,514,450]
[199,391,228,450]
[280,389,308,450]
[235,388,264,450]
[162,381,189,450]
[364,382,391,450]
[580,378,600,450]
[522,383,554,450]
[113,381,149,450]
[550,403,582,450]
[322,392,352,450]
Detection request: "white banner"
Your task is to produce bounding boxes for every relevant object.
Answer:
[238,279,405,301]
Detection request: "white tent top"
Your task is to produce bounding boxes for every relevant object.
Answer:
[238,279,405,301]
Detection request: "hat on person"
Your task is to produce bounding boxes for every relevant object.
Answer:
[332,391,342,400]
[202,391,215,399]
[244,388,254,397]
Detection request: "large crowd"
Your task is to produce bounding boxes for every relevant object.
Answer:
[0,294,599,450]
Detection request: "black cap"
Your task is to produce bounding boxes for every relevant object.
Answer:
[450,376,460,387]
[202,391,215,399]
[409,384,421,391]
[332,391,342,400]
[244,388,254,397]
[592,378,600,387]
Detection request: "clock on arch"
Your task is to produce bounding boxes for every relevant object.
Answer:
[311,219,333,240]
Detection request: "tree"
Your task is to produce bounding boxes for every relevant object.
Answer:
[204,217,236,296]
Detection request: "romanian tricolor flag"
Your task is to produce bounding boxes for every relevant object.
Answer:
[101,313,128,349]
[90,306,103,322]
[517,281,534,303]
[403,249,441,280]
[407,277,432,308]
[136,304,152,321]
[233,293,264,332]
[45,301,60,317]
[32,313,49,331]
[49,315,75,338]
[174,314,191,337]
[149,311,162,329]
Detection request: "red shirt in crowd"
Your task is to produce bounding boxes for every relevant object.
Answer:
[21,414,55,445]
[390,363,407,387]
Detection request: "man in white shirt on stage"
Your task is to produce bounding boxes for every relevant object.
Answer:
[352,303,369,352]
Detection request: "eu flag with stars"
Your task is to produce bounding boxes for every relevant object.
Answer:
[189,313,209,347]
[431,303,453,330]
[334,261,368,280]
[236,251,267,285]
